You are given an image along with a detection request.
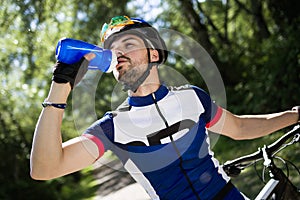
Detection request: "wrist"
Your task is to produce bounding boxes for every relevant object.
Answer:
[46,82,71,102]
[42,102,67,109]
[292,106,300,122]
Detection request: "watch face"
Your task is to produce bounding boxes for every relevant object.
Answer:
[42,102,49,107]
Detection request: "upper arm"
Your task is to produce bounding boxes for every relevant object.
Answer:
[56,136,103,178]
[61,112,114,174]
[207,108,242,139]
[189,86,241,138]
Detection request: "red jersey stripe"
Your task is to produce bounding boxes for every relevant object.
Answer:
[206,106,223,128]
[82,133,105,159]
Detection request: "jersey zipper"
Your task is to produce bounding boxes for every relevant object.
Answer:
[151,93,201,200]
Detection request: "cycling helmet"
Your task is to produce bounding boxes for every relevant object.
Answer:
[100,16,168,65]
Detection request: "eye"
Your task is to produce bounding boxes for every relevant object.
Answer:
[125,42,134,49]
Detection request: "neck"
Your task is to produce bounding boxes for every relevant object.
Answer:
[129,66,160,97]
[129,83,161,97]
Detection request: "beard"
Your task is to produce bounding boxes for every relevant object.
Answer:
[119,63,148,86]
[118,54,149,87]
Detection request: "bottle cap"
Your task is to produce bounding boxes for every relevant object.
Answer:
[105,51,117,73]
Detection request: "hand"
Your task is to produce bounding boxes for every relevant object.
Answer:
[292,106,300,122]
[52,57,89,89]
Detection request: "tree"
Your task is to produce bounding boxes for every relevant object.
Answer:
[130,0,300,198]
[0,0,130,198]
[144,0,300,113]
[1,0,299,198]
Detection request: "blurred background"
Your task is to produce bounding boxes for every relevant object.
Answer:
[0,0,299,199]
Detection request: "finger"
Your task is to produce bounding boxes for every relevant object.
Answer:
[84,53,96,61]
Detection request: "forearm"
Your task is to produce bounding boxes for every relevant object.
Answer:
[213,109,299,140]
[30,82,71,179]
[233,110,298,139]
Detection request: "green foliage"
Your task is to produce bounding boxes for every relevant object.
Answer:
[132,0,300,198]
[0,0,129,199]
[231,28,300,113]
[1,0,299,198]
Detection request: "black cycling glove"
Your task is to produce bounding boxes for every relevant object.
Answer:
[52,57,89,89]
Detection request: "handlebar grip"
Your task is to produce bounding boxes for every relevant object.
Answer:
[222,165,242,177]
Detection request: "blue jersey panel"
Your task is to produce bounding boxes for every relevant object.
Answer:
[84,85,245,200]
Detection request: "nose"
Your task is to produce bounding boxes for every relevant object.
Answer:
[112,49,124,57]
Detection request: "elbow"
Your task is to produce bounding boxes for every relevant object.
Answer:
[30,171,46,181]
[30,170,58,181]
[30,167,53,181]
[224,117,248,140]
[227,127,248,140]
[30,162,56,181]
[30,153,60,180]
[229,133,246,140]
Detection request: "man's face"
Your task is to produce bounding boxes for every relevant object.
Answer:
[110,34,149,86]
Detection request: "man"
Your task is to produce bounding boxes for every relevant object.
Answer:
[30,16,300,199]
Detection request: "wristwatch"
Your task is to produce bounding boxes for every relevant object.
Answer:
[42,102,67,109]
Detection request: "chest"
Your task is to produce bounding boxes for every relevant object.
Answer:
[113,90,205,146]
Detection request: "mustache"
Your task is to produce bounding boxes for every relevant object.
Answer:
[117,55,131,62]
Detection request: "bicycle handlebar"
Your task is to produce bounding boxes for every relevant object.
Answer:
[223,124,300,177]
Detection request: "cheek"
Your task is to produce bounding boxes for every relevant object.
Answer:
[130,50,148,65]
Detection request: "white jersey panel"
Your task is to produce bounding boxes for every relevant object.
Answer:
[113,89,204,146]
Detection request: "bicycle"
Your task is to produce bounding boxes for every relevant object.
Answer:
[222,124,300,200]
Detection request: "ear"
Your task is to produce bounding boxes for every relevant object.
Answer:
[150,49,159,62]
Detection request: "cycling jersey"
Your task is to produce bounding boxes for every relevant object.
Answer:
[83,84,246,200]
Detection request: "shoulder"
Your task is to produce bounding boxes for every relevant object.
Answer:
[168,84,207,94]
[84,112,115,146]
[85,112,114,134]
[168,84,210,100]
[168,84,194,91]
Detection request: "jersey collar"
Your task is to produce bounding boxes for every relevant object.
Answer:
[128,85,169,107]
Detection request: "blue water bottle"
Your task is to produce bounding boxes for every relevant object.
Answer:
[55,38,117,73]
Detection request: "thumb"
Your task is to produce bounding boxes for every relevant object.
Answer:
[84,53,96,61]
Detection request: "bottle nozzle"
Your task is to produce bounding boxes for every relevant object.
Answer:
[105,52,117,73]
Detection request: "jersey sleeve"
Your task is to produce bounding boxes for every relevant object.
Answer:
[191,86,223,128]
[82,112,115,158]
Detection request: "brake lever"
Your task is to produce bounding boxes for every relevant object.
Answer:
[262,145,272,167]
[294,133,300,143]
